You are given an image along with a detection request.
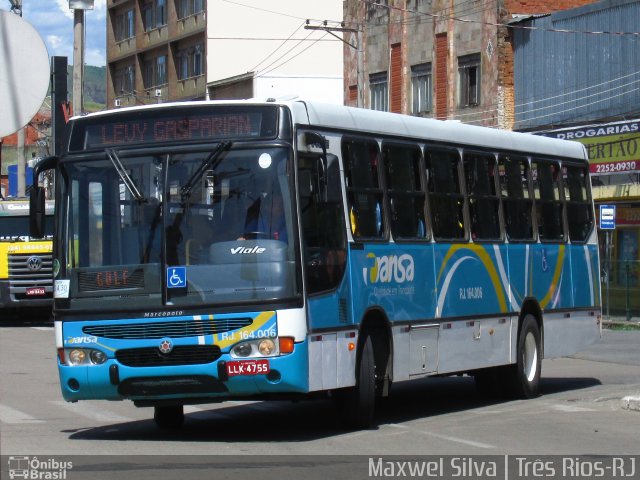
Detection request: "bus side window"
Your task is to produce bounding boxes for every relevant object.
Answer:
[563,164,593,242]
[463,151,501,240]
[532,160,565,241]
[499,154,534,241]
[342,138,385,239]
[383,143,427,240]
[299,155,347,295]
[425,147,465,240]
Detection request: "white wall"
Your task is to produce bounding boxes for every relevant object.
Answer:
[207,0,343,101]
[254,75,343,104]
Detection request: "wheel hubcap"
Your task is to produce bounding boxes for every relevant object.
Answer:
[523,332,538,382]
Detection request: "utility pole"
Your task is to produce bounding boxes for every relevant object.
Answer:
[304,21,363,108]
[8,0,25,196]
[72,8,84,116]
[69,1,94,116]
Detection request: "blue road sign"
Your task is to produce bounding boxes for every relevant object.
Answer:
[599,204,616,230]
[166,266,187,288]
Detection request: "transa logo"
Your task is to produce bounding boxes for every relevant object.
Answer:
[362,253,414,285]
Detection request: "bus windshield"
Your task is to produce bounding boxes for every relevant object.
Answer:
[57,145,300,311]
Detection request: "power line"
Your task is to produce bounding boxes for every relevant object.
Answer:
[258,32,330,78]
[249,22,305,72]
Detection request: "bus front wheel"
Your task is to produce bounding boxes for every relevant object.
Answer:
[338,334,376,429]
[506,314,542,398]
[154,405,184,429]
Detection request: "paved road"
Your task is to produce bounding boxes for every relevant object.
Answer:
[1,325,638,478]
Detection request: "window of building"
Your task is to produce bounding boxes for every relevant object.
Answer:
[143,55,167,88]
[114,9,135,42]
[178,0,204,19]
[425,147,465,240]
[342,138,385,239]
[464,151,501,240]
[156,55,167,85]
[156,0,166,27]
[177,44,204,80]
[370,72,388,112]
[563,164,593,242]
[142,2,154,32]
[142,0,166,31]
[114,65,135,94]
[193,45,203,76]
[458,54,480,108]
[499,155,534,241]
[532,160,564,241]
[411,63,432,114]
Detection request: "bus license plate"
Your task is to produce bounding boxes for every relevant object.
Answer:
[226,360,270,377]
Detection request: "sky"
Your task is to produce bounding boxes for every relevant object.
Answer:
[19,0,106,67]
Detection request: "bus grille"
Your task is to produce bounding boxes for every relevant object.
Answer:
[8,252,54,299]
[83,318,253,339]
[115,345,222,367]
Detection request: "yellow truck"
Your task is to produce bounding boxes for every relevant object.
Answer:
[0,199,54,316]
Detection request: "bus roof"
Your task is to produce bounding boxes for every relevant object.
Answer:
[73,99,587,161]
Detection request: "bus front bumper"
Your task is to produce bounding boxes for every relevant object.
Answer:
[57,341,309,403]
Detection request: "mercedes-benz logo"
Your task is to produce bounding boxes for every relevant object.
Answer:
[158,338,173,355]
[26,256,43,272]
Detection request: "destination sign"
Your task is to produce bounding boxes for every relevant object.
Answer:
[69,105,279,151]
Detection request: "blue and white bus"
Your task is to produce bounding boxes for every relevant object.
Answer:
[31,100,601,428]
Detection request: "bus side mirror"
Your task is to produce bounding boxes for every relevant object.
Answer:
[29,155,58,239]
[324,155,341,204]
[30,186,46,239]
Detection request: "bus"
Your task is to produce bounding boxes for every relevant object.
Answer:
[30,100,601,429]
[0,198,54,316]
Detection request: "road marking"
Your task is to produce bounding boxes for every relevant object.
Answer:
[49,401,131,423]
[31,327,53,331]
[0,404,45,424]
[385,424,496,449]
[551,404,596,413]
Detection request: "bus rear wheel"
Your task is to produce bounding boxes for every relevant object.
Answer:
[506,314,541,398]
[339,335,376,429]
[154,405,184,429]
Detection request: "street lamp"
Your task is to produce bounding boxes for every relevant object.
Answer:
[69,0,94,116]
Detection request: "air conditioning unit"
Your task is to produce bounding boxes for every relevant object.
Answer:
[155,89,162,97]
[114,98,122,107]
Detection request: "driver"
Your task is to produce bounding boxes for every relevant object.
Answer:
[240,192,287,242]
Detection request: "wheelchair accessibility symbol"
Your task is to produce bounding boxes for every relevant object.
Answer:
[167,267,187,288]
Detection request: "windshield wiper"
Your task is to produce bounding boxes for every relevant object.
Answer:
[180,141,232,201]
[106,148,146,203]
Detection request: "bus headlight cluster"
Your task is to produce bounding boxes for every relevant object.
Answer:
[231,338,278,358]
[63,348,108,366]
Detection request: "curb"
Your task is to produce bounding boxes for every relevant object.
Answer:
[621,396,640,412]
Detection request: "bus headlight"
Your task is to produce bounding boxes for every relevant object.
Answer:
[64,348,107,366]
[258,339,276,356]
[231,338,280,358]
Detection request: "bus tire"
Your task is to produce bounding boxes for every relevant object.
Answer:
[342,335,376,429]
[154,405,184,429]
[507,314,542,398]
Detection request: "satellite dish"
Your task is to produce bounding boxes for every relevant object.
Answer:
[0,10,50,138]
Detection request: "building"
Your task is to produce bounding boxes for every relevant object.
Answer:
[106,0,343,108]
[342,0,597,127]
[511,0,640,316]
[107,0,207,108]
